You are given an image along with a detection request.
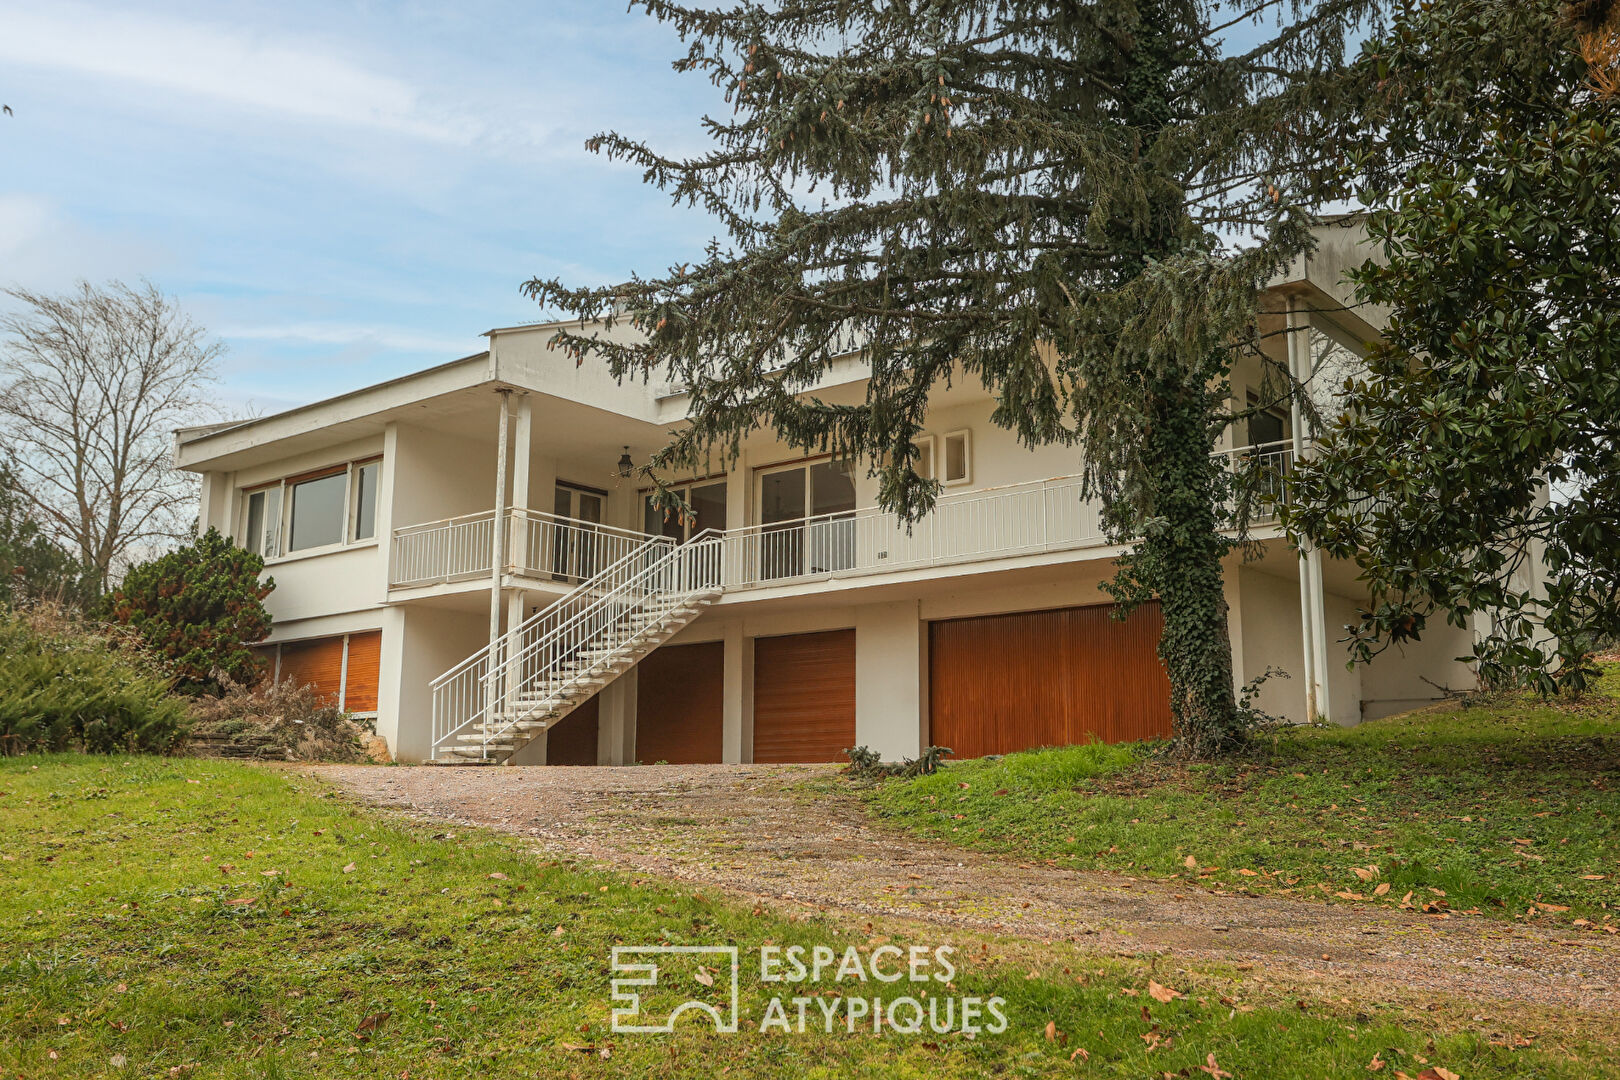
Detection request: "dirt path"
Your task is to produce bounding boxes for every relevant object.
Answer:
[315,763,1620,1012]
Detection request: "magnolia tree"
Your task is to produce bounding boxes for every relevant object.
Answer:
[526,0,1379,756]
[1286,0,1620,692]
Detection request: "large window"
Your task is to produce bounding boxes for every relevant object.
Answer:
[240,457,380,558]
[644,478,727,543]
[756,458,856,579]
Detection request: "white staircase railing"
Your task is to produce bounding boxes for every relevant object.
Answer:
[429,534,723,761]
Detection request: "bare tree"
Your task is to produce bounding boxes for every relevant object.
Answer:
[0,281,221,593]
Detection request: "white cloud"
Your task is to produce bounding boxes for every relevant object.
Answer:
[0,3,462,142]
[221,322,482,356]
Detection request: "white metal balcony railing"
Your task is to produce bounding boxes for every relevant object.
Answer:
[389,508,653,590]
[392,440,1295,594]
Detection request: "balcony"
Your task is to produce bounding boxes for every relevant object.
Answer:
[389,441,1294,594]
[389,509,652,590]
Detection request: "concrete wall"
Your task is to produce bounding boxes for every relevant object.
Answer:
[376,605,488,763]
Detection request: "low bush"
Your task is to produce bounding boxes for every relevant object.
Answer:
[0,605,188,754]
[188,676,375,762]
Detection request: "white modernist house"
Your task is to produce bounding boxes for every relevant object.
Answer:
[176,221,1483,765]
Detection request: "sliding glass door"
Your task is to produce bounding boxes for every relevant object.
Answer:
[757,459,856,580]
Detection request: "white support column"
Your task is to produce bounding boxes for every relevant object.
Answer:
[510,395,532,570]
[854,601,926,762]
[599,670,638,765]
[490,390,512,644]
[377,422,400,597]
[1286,300,1332,723]
[721,621,752,763]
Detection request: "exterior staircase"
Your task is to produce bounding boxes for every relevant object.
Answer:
[429,534,722,763]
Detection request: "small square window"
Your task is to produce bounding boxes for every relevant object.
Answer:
[942,429,971,485]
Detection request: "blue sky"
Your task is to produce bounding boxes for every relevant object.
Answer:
[0,1,729,415]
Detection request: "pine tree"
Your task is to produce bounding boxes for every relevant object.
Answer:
[526,0,1377,756]
[105,527,274,695]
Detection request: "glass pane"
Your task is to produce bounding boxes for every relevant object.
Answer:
[352,463,379,540]
[1249,409,1285,449]
[576,493,602,524]
[643,494,665,536]
[690,482,727,536]
[809,460,856,516]
[759,469,806,579]
[288,472,346,551]
[244,491,265,555]
[944,434,968,482]
[760,469,806,524]
[553,486,572,517]
[262,488,281,557]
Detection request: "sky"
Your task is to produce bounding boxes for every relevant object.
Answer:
[0,0,730,416]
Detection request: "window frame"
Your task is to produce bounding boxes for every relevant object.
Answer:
[909,434,936,481]
[941,429,972,487]
[237,455,383,562]
[640,473,729,542]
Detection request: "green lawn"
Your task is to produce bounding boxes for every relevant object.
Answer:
[0,757,1610,1077]
[867,667,1620,927]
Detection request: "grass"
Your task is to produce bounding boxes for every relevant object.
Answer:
[867,666,1620,928]
[0,758,1612,1077]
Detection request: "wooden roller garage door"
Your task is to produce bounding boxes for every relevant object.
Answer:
[752,629,856,763]
[636,642,724,764]
[928,602,1171,759]
[546,696,600,766]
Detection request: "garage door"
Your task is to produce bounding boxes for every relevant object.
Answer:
[636,642,724,764]
[928,602,1171,758]
[753,629,856,763]
[546,696,600,766]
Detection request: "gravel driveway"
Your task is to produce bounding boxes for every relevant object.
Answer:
[315,762,1619,1013]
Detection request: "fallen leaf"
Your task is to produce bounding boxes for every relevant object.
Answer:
[1070,1046,1089,1061]
[342,863,356,874]
[1416,1069,1460,1080]
[1200,1052,1233,1078]
[1534,902,1570,913]
[1148,980,1182,1003]
[1184,855,1198,869]
[225,898,255,906]
[1368,1051,1385,1071]
[1374,882,1391,896]
[488,872,507,880]
[1044,1020,1057,1041]
[356,1011,390,1034]
[694,967,715,988]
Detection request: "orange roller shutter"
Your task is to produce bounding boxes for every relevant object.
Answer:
[343,631,382,713]
[276,637,345,705]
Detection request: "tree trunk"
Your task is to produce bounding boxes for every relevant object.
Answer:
[1139,382,1243,756]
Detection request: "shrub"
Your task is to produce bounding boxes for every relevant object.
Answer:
[105,527,274,695]
[0,605,188,754]
[188,676,375,763]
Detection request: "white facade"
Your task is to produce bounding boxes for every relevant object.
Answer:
[177,220,1482,764]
